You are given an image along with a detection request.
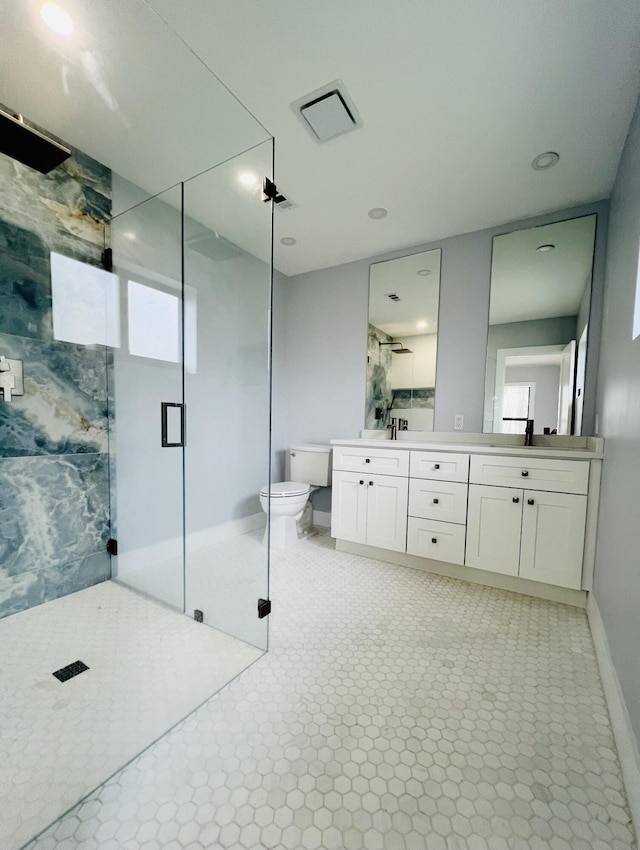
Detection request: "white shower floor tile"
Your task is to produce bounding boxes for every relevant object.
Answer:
[21,530,638,849]
[1,581,263,850]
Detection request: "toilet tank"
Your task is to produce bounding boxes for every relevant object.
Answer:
[289,444,332,486]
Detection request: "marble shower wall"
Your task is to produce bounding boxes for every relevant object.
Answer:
[365,324,393,430]
[0,108,112,618]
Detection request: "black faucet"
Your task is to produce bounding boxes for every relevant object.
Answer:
[524,419,534,446]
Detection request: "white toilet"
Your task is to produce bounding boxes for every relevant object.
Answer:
[260,444,332,549]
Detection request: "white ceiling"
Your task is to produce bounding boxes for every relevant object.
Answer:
[490,214,597,325]
[369,249,441,337]
[2,0,640,278]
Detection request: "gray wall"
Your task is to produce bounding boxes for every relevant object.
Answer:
[593,93,640,742]
[283,199,608,445]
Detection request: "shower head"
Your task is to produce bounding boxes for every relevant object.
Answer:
[379,341,413,354]
[0,110,71,174]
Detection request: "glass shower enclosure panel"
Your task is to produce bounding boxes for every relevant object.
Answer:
[110,185,185,610]
[183,140,273,651]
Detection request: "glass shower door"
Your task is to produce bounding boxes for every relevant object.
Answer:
[110,184,186,611]
[183,140,273,651]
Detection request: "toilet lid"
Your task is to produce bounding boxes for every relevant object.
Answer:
[261,481,310,498]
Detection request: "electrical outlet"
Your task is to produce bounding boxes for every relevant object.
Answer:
[454,414,464,431]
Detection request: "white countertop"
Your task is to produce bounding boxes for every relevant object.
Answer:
[331,435,604,461]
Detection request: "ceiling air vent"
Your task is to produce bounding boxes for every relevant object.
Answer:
[386,293,401,302]
[274,191,297,212]
[292,80,363,143]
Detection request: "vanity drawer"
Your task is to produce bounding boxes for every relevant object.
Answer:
[469,455,589,495]
[408,479,468,524]
[407,518,466,565]
[410,451,470,483]
[332,446,409,477]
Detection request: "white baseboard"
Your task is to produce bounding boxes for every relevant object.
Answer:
[588,593,640,844]
[313,510,331,528]
[116,513,265,578]
[336,539,587,607]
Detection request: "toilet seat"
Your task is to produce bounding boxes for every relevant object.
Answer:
[260,481,310,498]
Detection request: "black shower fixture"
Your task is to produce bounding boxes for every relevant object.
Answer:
[379,341,413,354]
[0,110,71,174]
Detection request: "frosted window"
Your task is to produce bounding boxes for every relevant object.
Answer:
[51,252,120,347]
[128,280,180,363]
[633,242,640,340]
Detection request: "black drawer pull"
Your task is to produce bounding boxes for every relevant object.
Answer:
[434,464,440,470]
[513,497,520,503]
[359,480,364,485]
[365,458,371,463]
[433,498,439,504]
[369,481,374,486]
[521,470,529,477]
[528,498,535,505]
[431,538,437,544]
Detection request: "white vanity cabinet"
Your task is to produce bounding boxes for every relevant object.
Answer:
[466,455,589,589]
[331,438,602,603]
[331,450,409,552]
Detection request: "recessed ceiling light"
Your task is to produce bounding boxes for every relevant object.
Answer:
[416,321,428,331]
[536,243,555,252]
[280,237,297,246]
[40,3,74,35]
[417,269,431,276]
[239,172,258,187]
[368,207,387,220]
[532,151,560,171]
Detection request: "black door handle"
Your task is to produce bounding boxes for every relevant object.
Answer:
[528,498,535,505]
[513,497,520,503]
[161,402,185,447]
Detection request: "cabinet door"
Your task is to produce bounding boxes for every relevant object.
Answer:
[331,471,368,544]
[466,484,522,576]
[366,474,409,553]
[520,490,587,589]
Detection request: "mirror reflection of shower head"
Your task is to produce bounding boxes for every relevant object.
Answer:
[379,341,413,354]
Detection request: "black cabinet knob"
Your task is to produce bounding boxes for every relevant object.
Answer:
[528,498,535,505]
[513,497,520,503]
[369,481,374,486]
[359,480,364,485]
[433,498,439,504]
[431,538,437,544]
[434,464,440,470]
[521,470,529,477]
[365,458,371,463]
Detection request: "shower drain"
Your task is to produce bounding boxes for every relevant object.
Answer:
[52,660,89,682]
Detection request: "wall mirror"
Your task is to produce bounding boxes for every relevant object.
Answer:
[484,214,597,437]
[366,249,441,431]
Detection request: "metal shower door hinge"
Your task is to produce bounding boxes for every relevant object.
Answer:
[106,538,118,556]
[258,598,271,619]
[262,178,285,204]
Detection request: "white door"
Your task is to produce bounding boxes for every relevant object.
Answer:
[366,474,409,552]
[466,484,522,576]
[558,339,577,435]
[519,490,587,589]
[331,471,368,544]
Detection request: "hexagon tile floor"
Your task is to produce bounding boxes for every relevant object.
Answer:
[24,529,637,850]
